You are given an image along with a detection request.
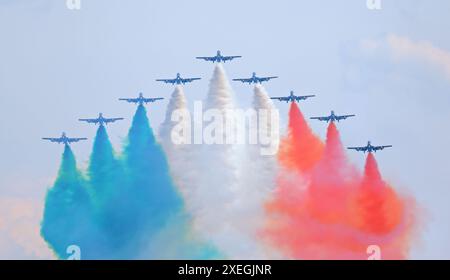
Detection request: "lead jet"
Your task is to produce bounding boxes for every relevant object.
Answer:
[233,72,278,84]
[156,73,201,85]
[42,132,87,145]
[79,113,124,126]
[196,50,242,63]
[348,141,392,153]
[119,92,164,106]
[271,91,315,103]
[310,110,355,123]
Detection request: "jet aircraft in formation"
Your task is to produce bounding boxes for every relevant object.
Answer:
[233,72,278,84]
[79,113,124,126]
[156,73,201,85]
[44,50,393,156]
[42,132,87,145]
[196,50,241,63]
[271,91,315,103]
[348,141,392,153]
[119,92,163,106]
[310,110,355,123]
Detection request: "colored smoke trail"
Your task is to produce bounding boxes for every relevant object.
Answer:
[265,122,360,259]
[306,122,360,224]
[123,104,183,231]
[184,64,241,258]
[124,104,219,259]
[39,66,419,260]
[88,125,124,208]
[159,85,223,259]
[114,104,183,258]
[238,85,279,197]
[195,64,239,219]
[264,102,324,235]
[159,86,193,200]
[204,64,235,113]
[87,124,128,258]
[161,64,273,259]
[278,102,324,173]
[347,153,417,259]
[265,122,417,259]
[233,85,280,259]
[41,145,96,259]
[351,153,403,234]
[42,105,219,259]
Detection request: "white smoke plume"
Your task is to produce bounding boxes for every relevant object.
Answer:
[159,85,196,204]
[159,65,281,259]
[237,85,279,205]
[232,85,280,259]
[187,64,241,258]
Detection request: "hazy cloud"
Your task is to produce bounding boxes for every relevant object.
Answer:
[0,197,54,259]
[361,34,450,80]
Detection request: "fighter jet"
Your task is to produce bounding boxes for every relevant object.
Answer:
[348,141,392,153]
[42,132,87,145]
[271,91,315,103]
[156,73,201,85]
[119,92,164,106]
[196,50,242,63]
[233,72,278,84]
[310,110,355,123]
[79,113,124,126]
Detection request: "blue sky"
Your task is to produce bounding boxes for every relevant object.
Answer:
[0,0,450,259]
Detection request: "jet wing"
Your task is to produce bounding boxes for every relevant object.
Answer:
[79,118,99,124]
[373,145,392,151]
[233,78,252,84]
[119,97,163,103]
[42,137,62,143]
[143,97,164,103]
[104,117,124,124]
[294,95,315,101]
[68,137,87,143]
[270,96,290,102]
[156,79,176,84]
[348,146,366,152]
[258,76,278,82]
[222,55,241,62]
[181,77,201,83]
[336,114,355,121]
[119,98,139,103]
[196,56,215,61]
[310,116,330,122]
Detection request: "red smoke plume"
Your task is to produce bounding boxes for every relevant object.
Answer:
[265,108,417,260]
[351,153,403,234]
[278,102,324,173]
